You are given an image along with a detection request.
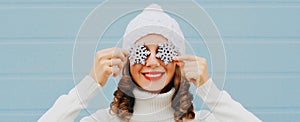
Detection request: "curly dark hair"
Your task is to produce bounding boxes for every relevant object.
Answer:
[110,61,195,122]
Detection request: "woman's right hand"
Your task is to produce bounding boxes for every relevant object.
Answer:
[89,48,129,86]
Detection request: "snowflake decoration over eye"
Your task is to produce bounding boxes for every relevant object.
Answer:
[156,42,179,65]
[128,42,151,65]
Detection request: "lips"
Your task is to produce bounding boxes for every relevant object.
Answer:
[142,72,164,81]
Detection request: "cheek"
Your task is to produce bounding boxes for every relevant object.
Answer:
[130,64,143,78]
[165,64,176,79]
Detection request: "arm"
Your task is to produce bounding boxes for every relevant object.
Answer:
[196,78,262,122]
[38,48,128,122]
[38,76,101,122]
[173,55,261,121]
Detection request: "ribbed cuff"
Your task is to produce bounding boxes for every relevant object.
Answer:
[72,75,102,107]
[196,78,222,103]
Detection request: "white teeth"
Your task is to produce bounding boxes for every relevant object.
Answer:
[145,74,162,77]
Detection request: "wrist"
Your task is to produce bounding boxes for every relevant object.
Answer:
[196,76,210,88]
[88,73,104,87]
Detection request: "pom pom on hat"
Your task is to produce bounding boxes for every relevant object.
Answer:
[122,3,186,55]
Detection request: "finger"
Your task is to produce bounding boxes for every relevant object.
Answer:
[112,54,126,63]
[97,51,125,62]
[182,63,202,72]
[183,69,199,76]
[103,65,113,76]
[111,66,121,77]
[173,54,201,61]
[185,61,204,69]
[103,65,121,77]
[185,72,198,78]
[184,68,204,78]
[110,48,129,61]
[97,48,128,61]
[185,72,198,83]
[107,58,123,68]
[100,59,123,75]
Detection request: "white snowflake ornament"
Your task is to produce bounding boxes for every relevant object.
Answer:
[128,42,151,65]
[156,42,179,65]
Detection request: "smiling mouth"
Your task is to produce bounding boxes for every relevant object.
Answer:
[142,72,165,81]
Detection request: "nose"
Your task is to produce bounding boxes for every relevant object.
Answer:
[145,52,160,67]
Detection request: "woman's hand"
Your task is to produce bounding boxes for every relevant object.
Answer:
[89,48,129,86]
[173,55,209,87]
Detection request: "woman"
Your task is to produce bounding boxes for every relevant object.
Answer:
[39,4,262,122]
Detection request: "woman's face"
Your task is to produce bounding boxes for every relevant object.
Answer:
[130,34,176,92]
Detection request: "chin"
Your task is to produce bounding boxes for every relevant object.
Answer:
[140,77,169,92]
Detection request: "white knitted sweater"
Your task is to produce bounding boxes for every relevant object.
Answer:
[38,76,261,122]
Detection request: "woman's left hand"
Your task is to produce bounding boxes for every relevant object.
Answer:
[173,55,209,87]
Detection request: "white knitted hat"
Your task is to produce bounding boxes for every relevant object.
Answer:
[122,3,186,55]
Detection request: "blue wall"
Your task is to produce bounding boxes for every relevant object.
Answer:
[0,0,300,121]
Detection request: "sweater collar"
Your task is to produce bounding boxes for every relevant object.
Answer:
[131,87,176,121]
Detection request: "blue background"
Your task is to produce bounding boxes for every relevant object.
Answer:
[0,0,300,121]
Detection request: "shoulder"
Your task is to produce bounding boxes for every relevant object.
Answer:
[80,108,121,122]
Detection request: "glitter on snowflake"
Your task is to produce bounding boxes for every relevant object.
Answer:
[128,42,151,65]
[156,42,179,65]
